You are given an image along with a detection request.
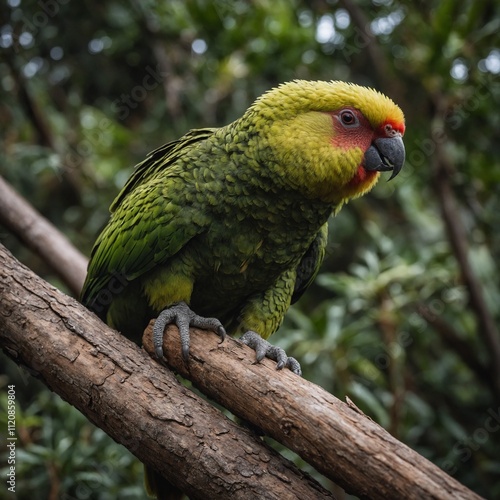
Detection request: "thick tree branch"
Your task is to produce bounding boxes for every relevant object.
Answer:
[0,176,87,296]
[143,331,481,497]
[0,244,482,499]
[0,243,332,499]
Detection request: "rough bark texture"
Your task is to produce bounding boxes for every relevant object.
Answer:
[0,244,332,499]
[143,329,484,500]
[0,176,88,296]
[0,243,483,500]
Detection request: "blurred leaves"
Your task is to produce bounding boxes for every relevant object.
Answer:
[1,0,500,498]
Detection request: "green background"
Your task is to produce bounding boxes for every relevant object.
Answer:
[1,0,499,498]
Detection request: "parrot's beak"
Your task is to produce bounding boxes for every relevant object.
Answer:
[363,135,405,180]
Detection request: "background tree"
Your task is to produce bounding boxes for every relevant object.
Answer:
[1,0,499,498]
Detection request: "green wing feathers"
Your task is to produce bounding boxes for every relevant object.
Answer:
[110,128,215,212]
[80,129,214,316]
[292,223,328,304]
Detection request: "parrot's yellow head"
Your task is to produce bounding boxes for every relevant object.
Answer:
[245,79,405,207]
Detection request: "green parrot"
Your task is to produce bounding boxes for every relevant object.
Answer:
[81,79,405,498]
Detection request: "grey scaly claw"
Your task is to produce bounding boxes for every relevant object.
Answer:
[153,301,226,361]
[240,331,302,376]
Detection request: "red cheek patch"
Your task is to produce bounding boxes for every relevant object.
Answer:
[349,166,377,186]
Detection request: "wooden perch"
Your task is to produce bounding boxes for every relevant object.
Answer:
[143,325,482,500]
[0,176,88,296]
[0,244,331,499]
[0,243,482,499]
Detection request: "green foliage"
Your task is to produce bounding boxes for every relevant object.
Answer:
[1,0,499,497]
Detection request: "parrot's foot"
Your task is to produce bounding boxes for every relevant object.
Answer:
[153,302,226,361]
[240,331,302,376]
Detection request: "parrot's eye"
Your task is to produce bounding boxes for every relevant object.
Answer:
[339,110,359,128]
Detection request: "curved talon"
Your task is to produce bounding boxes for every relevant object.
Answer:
[285,357,301,376]
[153,309,175,359]
[152,302,226,362]
[216,326,227,344]
[240,331,302,376]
